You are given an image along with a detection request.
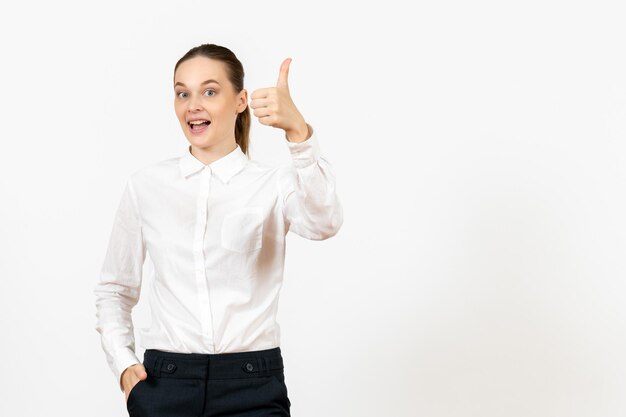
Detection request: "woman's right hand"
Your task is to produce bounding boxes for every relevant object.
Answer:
[122,363,148,404]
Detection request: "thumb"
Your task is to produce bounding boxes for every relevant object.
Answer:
[277,57,291,89]
[135,364,148,380]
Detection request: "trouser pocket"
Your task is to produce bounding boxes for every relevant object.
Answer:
[127,374,205,417]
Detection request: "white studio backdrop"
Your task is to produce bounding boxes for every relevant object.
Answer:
[1,1,626,416]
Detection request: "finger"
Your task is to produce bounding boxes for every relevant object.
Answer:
[276,58,291,89]
[253,107,272,118]
[249,98,270,110]
[259,115,274,126]
[250,87,272,100]
[134,365,147,380]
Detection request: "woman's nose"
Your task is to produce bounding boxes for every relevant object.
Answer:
[187,94,202,111]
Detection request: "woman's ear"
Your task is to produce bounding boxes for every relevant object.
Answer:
[237,89,248,113]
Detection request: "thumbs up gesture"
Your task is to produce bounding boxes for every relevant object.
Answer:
[250,58,310,143]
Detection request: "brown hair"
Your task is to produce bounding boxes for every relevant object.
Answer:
[174,44,251,155]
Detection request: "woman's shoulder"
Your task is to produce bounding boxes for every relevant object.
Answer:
[240,156,288,179]
[127,155,181,185]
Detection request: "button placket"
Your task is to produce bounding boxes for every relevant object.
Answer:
[194,166,215,349]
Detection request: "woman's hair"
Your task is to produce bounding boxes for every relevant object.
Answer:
[174,44,251,155]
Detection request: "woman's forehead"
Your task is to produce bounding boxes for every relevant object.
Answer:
[175,57,228,85]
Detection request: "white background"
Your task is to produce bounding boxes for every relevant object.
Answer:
[1,1,626,416]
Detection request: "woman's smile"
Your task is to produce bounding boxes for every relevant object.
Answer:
[188,118,212,135]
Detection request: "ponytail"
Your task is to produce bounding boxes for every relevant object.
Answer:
[235,105,251,156]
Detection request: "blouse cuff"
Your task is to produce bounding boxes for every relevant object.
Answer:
[115,348,141,392]
[285,123,321,169]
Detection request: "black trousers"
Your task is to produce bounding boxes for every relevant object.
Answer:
[126,347,291,417]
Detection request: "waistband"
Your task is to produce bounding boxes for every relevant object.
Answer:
[142,347,284,380]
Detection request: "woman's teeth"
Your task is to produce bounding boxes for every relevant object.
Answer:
[189,120,211,131]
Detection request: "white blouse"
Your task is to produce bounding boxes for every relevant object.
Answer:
[93,124,343,390]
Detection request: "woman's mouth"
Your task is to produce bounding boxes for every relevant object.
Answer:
[188,119,211,135]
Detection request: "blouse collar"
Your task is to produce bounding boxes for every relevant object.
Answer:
[179,143,248,184]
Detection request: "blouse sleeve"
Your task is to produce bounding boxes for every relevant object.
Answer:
[93,177,146,392]
[277,123,344,240]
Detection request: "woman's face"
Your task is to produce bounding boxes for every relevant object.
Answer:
[174,56,247,151]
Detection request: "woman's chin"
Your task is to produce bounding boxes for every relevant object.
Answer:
[186,131,211,146]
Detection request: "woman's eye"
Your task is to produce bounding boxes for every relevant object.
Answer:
[175,90,214,98]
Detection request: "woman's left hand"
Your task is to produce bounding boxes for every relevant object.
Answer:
[250,58,310,143]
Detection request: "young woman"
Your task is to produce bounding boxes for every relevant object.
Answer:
[93,43,343,417]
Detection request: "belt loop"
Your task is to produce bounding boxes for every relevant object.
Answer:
[263,357,270,376]
[255,357,263,375]
[154,357,163,378]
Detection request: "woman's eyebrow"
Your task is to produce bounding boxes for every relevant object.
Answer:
[174,79,221,87]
